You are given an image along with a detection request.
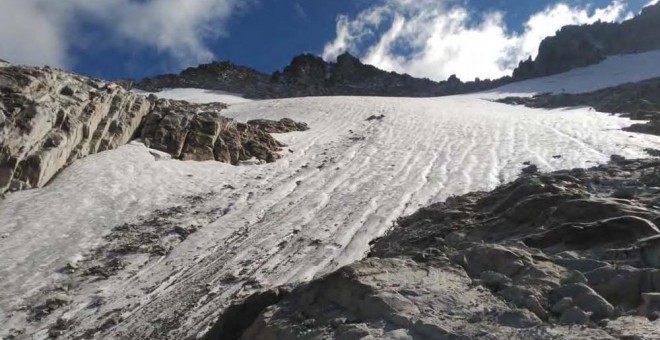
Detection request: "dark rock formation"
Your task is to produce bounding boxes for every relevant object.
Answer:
[497,77,660,136]
[140,100,302,165]
[135,52,512,99]
[245,118,309,134]
[135,61,271,94]
[211,157,660,339]
[203,288,290,340]
[513,3,660,79]
[0,65,308,194]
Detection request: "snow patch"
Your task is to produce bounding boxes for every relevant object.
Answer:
[133,87,253,105]
[492,49,660,96]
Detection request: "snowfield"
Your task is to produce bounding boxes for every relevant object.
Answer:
[3,52,660,338]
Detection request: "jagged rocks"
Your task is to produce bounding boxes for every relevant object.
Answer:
[136,52,513,99]
[141,101,306,164]
[246,118,309,134]
[0,65,153,193]
[512,3,660,79]
[215,158,660,339]
[136,60,271,94]
[0,65,309,194]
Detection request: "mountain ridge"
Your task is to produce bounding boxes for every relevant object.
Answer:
[135,52,512,99]
[133,3,660,99]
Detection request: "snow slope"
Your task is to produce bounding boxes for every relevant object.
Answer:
[492,49,660,95]
[2,52,660,338]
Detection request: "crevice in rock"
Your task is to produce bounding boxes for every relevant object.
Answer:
[203,288,290,340]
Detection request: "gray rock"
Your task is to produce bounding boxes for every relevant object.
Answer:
[639,293,660,318]
[0,66,152,193]
[496,309,542,328]
[551,297,574,315]
[480,270,512,290]
[559,307,590,325]
[0,65,308,194]
[551,283,614,319]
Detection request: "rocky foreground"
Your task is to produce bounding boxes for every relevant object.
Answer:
[0,65,308,194]
[207,156,660,339]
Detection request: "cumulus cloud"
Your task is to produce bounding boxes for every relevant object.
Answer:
[0,0,247,68]
[322,0,631,81]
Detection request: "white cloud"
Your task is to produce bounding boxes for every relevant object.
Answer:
[294,3,307,19]
[323,0,630,81]
[646,0,660,7]
[0,0,247,69]
[0,0,69,67]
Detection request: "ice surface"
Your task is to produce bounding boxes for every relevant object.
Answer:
[3,51,660,338]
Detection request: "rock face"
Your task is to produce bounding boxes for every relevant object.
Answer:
[135,52,512,99]
[513,3,660,79]
[141,100,303,165]
[135,61,272,94]
[0,65,153,193]
[0,65,308,194]
[210,157,660,339]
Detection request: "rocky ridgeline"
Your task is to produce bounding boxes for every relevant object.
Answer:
[513,3,660,80]
[207,157,660,339]
[133,4,660,101]
[497,76,660,138]
[135,61,272,95]
[135,53,512,99]
[0,65,308,194]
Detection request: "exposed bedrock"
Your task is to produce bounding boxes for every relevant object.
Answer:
[0,65,153,193]
[209,157,660,339]
[0,66,308,194]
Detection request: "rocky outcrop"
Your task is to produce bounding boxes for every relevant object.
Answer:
[497,77,660,137]
[211,156,660,339]
[513,3,660,79]
[0,65,153,193]
[245,118,309,134]
[0,65,308,194]
[140,100,298,164]
[135,52,512,99]
[135,61,272,94]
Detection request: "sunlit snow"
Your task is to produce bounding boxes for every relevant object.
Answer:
[3,51,660,337]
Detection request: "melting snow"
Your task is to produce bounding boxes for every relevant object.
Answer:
[133,88,253,104]
[2,51,660,338]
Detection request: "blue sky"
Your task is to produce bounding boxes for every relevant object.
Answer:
[0,0,655,81]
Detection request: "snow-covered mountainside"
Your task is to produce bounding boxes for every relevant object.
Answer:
[2,52,660,339]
